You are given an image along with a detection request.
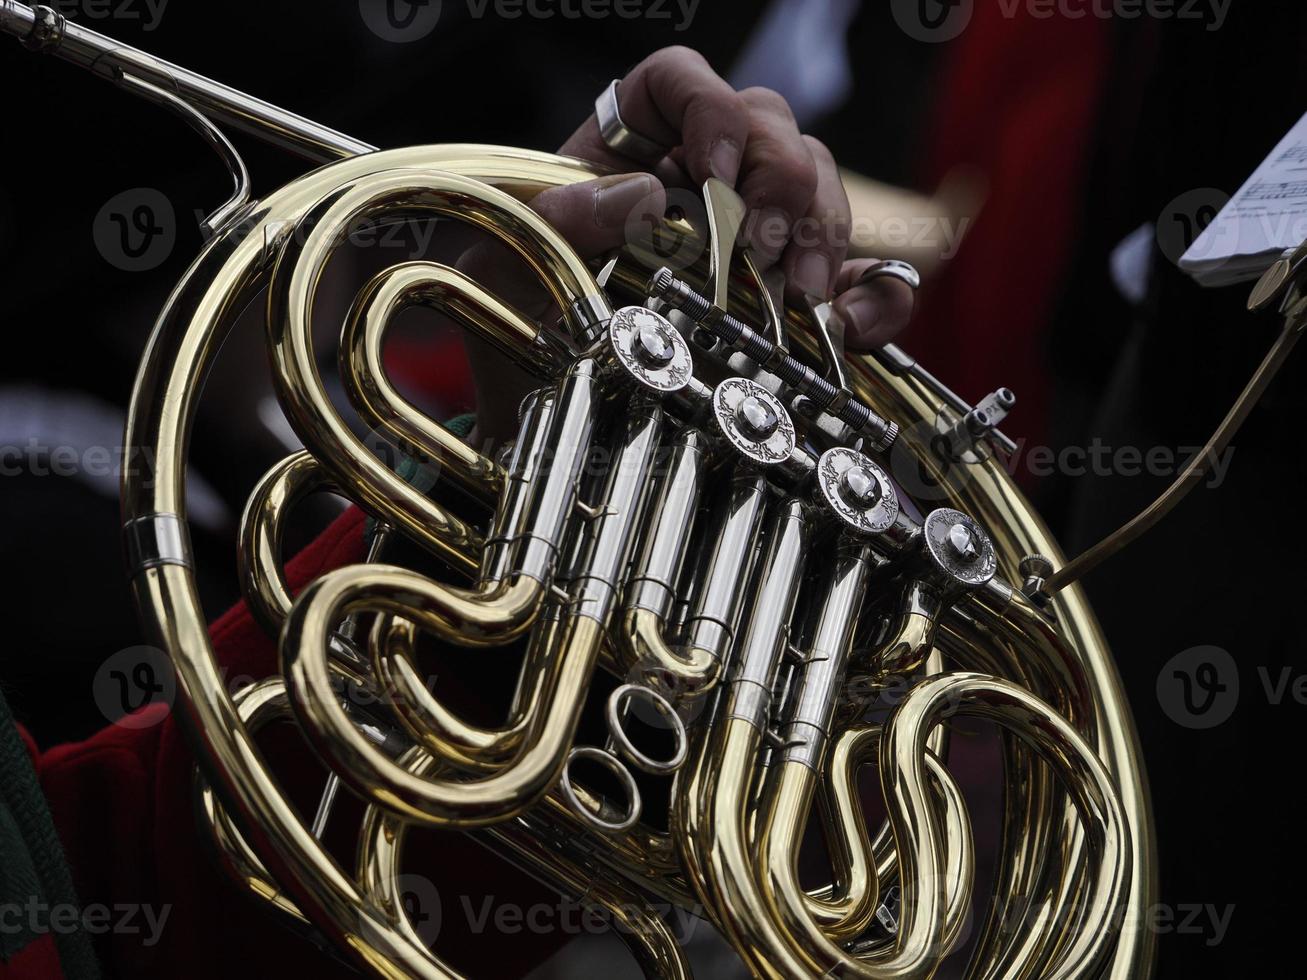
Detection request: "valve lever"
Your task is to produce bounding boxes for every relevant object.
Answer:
[806,295,850,393]
[595,254,620,290]
[650,268,900,452]
[703,177,748,314]
[743,250,788,350]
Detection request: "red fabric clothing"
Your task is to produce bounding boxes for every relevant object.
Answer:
[27,508,366,978]
[0,935,64,978]
[23,508,565,978]
[916,6,1113,458]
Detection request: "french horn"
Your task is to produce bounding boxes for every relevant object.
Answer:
[3,4,1157,977]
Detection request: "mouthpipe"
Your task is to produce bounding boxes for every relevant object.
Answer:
[2,2,375,162]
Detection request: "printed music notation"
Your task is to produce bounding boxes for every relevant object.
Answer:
[1277,144,1307,165]
[1243,181,1307,204]
[1181,111,1307,286]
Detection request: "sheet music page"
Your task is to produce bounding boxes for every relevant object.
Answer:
[1181,111,1307,285]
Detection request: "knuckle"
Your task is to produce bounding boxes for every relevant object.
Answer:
[686,85,747,124]
[645,45,708,74]
[739,86,794,117]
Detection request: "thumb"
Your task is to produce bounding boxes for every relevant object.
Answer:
[455,172,666,318]
[457,173,665,447]
[527,172,666,260]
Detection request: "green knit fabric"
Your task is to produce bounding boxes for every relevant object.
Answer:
[0,691,100,977]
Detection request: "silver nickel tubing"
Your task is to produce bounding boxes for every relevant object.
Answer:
[727,498,809,731]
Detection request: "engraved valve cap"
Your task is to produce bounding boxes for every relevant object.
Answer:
[736,393,780,440]
[609,306,692,393]
[634,318,676,368]
[712,378,795,466]
[923,508,998,590]
[841,465,883,510]
[817,447,899,535]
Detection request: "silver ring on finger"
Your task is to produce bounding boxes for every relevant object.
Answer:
[595,79,671,162]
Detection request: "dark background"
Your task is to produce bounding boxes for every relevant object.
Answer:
[2,1,1304,976]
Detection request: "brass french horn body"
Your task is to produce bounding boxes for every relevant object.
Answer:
[3,5,1157,977]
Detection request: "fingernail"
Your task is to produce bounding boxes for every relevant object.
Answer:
[595,175,655,228]
[792,252,831,298]
[709,137,741,184]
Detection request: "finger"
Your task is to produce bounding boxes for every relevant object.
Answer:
[734,87,819,267]
[457,173,663,448]
[455,174,662,317]
[529,172,666,260]
[832,258,916,349]
[780,136,851,300]
[561,47,750,185]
